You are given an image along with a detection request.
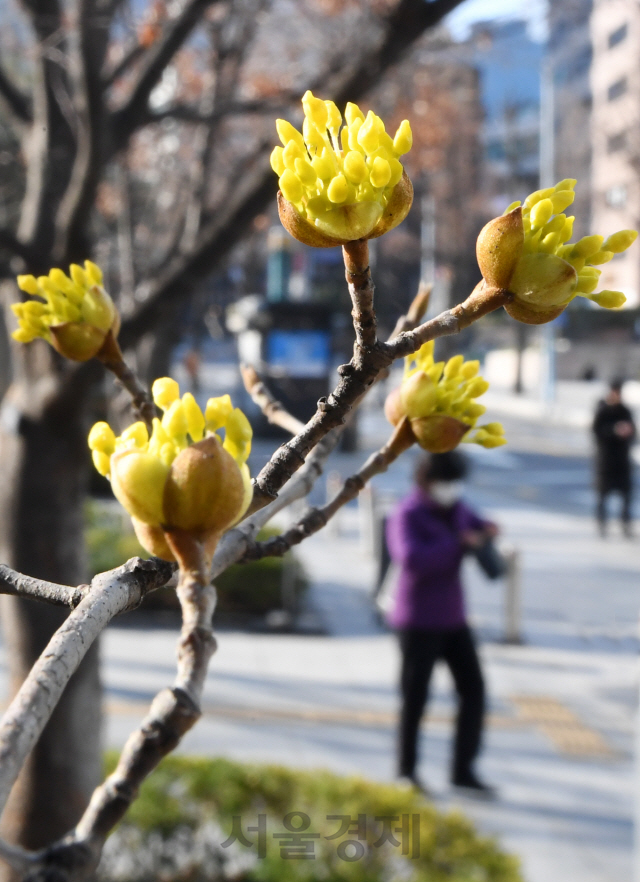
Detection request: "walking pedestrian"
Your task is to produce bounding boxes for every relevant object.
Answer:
[385,451,497,797]
[592,378,635,537]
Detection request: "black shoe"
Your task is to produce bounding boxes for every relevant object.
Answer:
[451,771,497,800]
[397,773,431,798]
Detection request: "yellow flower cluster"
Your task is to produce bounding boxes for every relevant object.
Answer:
[385,342,506,452]
[504,179,637,309]
[271,91,412,243]
[88,379,253,560]
[477,179,638,324]
[12,262,119,361]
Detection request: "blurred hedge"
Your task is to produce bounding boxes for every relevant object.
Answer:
[98,755,522,882]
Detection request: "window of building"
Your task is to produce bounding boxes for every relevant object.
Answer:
[607,131,627,153]
[609,23,628,48]
[605,184,628,208]
[608,77,628,100]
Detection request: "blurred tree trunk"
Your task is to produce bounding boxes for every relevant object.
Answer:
[0,352,101,877]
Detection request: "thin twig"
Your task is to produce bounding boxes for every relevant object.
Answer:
[0,557,173,821]
[97,334,156,431]
[0,565,85,608]
[248,276,510,515]
[343,240,377,353]
[243,419,414,561]
[240,364,305,436]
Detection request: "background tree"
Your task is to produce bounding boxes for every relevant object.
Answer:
[0,0,465,864]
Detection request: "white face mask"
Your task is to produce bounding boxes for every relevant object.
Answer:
[428,480,464,507]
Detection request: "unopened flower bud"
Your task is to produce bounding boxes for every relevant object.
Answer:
[88,381,254,560]
[12,261,120,361]
[273,94,413,246]
[476,180,638,324]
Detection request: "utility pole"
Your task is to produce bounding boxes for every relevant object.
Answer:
[539,55,556,407]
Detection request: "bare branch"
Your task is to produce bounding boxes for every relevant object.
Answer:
[243,418,414,561]
[53,0,113,260]
[102,42,145,89]
[0,557,173,821]
[0,60,32,123]
[0,565,85,608]
[110,0,223,150]
[389,281,432,341]
[97,334,157,430]
[248,282,511,513]
[342,239,377,351]
[241,364,305,436]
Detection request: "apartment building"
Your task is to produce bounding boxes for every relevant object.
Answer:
[591,0,640,305]
[549,0,593,240]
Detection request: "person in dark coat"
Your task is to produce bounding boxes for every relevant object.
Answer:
[385,451,497,796]
[592,379,635,537]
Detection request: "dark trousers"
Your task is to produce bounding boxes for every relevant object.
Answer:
[596,486,632,530]
[397,625,485,780]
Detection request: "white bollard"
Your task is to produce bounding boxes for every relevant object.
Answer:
[359,484,376,556]
[504,548,522,644]
[326,470,342,536]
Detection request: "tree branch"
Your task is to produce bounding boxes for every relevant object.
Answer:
[241,364,305,436]
[243,418,414,561]
[0,556,173,822]
[102,42,145,89]
[110,0,222,150]
[248,282,511,514]
[0,565,85,608]
[0,60,31,124]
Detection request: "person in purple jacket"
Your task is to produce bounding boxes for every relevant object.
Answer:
[386,451,497,796]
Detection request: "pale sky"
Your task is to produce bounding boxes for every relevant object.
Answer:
[445,0,548,42]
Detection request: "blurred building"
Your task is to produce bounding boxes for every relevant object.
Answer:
[590,0,640,306]
[467,20,543,215]
[549,0,593,239]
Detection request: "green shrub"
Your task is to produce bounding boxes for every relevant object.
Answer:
[99,755,522,882]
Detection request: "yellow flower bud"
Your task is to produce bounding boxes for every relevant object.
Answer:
[88,421,116,456]
[279,170,303,204]
[182,392,205,442]
[162,399,188,440]
[17,274,39,295]
[370,157,391,188]
[119,421,149,449]
[588,250,614,265]
[302,90,328,129]
[111,449,169,526]
[476,178,638,324]
[591,290,626,308]
[270,146,285,176]
[92,450,111,477]
[12,261,119,361]
[273,95,413,246]
[152,377,180,411]
[89,383,253,560]
[162,435,248,534]
[345,102,365,125]
[604,230,638,253]
[276,119,305,149]
[476,208,524,289]
[205,394,233,431]
[530,198,554,229]
[344,151,367,184]
[393,120,413,155]
[400,371,437,419]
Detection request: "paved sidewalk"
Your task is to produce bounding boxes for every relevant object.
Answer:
[101,493,639,882]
